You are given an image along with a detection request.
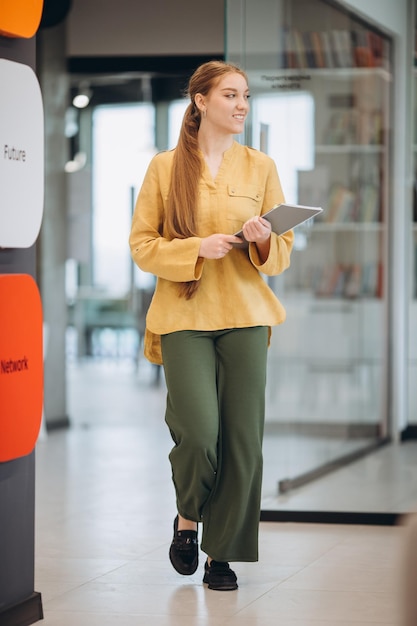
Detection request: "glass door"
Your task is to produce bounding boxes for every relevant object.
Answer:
[409,3,417,433]
[226,0,393,511]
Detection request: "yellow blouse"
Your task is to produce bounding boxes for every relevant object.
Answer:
[129,141,294,364]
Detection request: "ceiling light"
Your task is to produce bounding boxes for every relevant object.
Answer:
[65,152,87,173]
[72,83,92,109]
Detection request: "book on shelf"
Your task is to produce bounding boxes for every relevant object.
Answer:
[302,32,317,69]
[352,30,389,69]
[376,260,384,298]
[328,31,343,67]
[319,31,335,68]
[279,27,388,70]
[330,30,353,68]
[326,184,356,223]
[357,109,383,145]
[332,263,350,297]
[322,108,383,145]
[283,27,298,68]
[313,261,381,298]
[293,29,309,68]
[356,183,380,222]
[362,261,381,297]
[323,110,359,145]
[351,30,374,67]
[344,263,362,298]
[368,31,388,68]
[309,31,326,68]
[323,182,380,224]
[315,263,352,298]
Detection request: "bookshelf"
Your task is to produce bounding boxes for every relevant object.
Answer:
[288,58,389,301]
[226,0,392,434]
[249,2,390,399]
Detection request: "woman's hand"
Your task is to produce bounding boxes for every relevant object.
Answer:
[199,234,243,259]
[242,216,271,264]
[241,216,271,244]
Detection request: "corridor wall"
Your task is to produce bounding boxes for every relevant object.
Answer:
[0,1,45,624]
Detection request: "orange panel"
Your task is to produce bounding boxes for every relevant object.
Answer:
[0,0,44,38]
[0,274,43,462]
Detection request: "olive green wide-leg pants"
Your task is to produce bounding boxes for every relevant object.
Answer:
[160,326,268,563]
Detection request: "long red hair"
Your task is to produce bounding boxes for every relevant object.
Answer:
[166,60,248,299]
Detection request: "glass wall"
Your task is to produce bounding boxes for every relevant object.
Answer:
[92,104,156,296]
[226,0,393,509]
[410,4,417,430]
[67,98,189,360]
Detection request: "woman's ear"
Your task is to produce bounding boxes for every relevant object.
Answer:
[194,93,206,115]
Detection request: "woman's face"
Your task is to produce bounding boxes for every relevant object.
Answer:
[201,72,250,136]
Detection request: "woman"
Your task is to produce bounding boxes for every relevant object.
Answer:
[129,60,294,591]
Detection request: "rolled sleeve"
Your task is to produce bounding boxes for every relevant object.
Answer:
[249,230,294,275]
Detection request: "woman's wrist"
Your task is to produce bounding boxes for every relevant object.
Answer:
[254,236,271,264]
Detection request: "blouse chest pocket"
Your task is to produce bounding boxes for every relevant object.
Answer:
[226,184,264,234]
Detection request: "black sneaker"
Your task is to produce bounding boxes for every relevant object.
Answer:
[169,515,199,575]
[203,559,238,591]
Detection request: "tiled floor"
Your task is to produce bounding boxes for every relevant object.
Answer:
[34,358,416,624]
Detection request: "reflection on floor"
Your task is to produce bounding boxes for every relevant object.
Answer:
[263,437,417,513]
[34,357,417,624]
[262,427,377,506]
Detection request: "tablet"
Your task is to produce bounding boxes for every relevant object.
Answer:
[233,203,323,247]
